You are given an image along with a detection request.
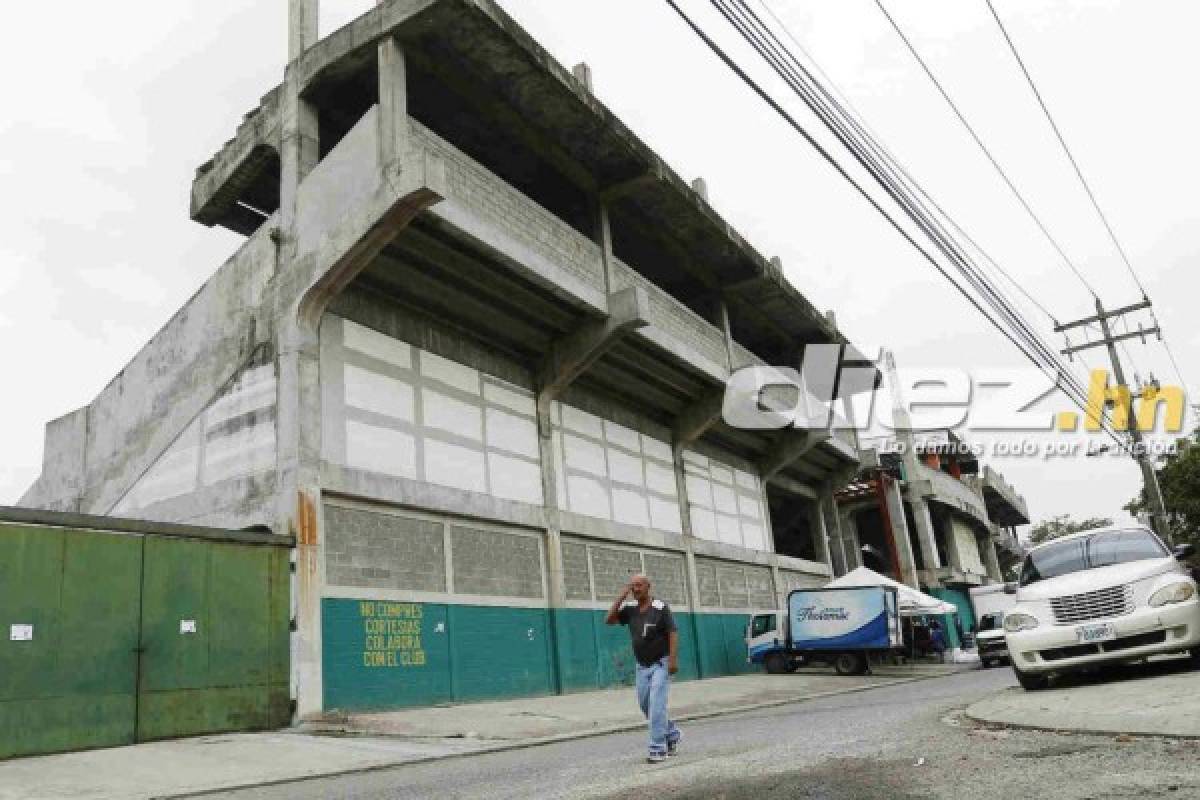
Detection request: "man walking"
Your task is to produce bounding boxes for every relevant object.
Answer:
[606,574,682,763]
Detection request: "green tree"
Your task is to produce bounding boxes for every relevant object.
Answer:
[1028,514,1113,546]
[1126,430,1200,548]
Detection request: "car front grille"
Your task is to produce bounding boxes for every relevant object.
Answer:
[1039,630,1166,662]
[1049,584,1132,625]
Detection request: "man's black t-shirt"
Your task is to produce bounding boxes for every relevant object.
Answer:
[618,599,676,667]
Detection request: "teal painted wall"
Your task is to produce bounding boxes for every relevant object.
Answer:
[928,588,975,648]
[322,600,756,711]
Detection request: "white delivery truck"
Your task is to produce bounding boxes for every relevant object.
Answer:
[969,584,1017,668]
[745,586,902,676]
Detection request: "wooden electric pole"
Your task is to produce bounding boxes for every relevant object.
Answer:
[1056,297,1172,543]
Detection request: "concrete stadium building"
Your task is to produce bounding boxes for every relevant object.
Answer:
[22,0,874,715]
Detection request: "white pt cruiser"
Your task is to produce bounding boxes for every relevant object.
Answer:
[1005,525,1200,690]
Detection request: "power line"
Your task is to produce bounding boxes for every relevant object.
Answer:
[753,0,1061,328]
[873,0,1100,300]
[714,0,1109,434]
[662,0,1125,447]
[985,0,1194,397]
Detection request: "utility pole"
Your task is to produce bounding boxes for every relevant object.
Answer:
[1056,298,1172,543]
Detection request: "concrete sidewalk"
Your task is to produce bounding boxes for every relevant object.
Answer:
[1,665,963,800]
[966,657,1200,738]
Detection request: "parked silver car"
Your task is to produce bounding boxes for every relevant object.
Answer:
[1005,525,1200,690]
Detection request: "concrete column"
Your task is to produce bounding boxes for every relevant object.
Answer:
[839,508,863,569]
[289,0,318,62]
[820,482,849,576]
[883,351,942,583]
[673,444,711,677]
[908,498,941,581]
[882,478,920,589]
[378,34,407,172]
[535,406,566,611]
[809,497,833,574]
[274,319,325,718]
[982,533,1003,582]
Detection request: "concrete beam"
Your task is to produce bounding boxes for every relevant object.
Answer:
[672,388,725,449]
[758,429,829,482]
[536,286,650,412]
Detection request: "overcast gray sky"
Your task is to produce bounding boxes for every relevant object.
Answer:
[2,0,1196,531]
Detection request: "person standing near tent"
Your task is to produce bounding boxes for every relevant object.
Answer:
[930,620,947,663]
[605,574,682,763]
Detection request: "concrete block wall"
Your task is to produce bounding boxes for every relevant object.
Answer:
[21,216,280,520]
[109,363,277,528]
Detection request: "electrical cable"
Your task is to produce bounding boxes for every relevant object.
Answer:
[873,0,1100,300]
[663,0,1127,447]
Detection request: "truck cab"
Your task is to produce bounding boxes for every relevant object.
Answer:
[745,610,802,674]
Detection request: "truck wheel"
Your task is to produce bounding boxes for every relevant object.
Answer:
[764,653,788,674]
[1012,664,1048,691]
[784,659,801,674]
[834,652,866,676]
[980,659,992,669]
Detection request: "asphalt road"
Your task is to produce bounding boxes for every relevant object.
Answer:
[206,666,1200,800]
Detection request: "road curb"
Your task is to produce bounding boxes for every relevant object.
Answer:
[163,671,957,799]
[964,693,1200,741]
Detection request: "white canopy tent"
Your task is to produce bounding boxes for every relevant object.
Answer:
[825,567,957,616]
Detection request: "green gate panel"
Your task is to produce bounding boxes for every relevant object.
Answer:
[322,599,452,711]
[448,605,554,702]
[0,526,66,703]
[138,537,290,740]
[139,537,211,695]
[0,526,142,759]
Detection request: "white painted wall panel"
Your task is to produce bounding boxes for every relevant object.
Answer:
[604,420,641,451]
[690,507,717,540]
[422,388,483,441]
[346,421,417,479]
[419,350,480,395]
[607,448,644,488]
[641,435,673,463]
[424,438,487,493]
[344,365,414,421]
[563,434,607,477]
[484,381,535,416]
[712,484,739,515]
[568,474,611,519]
[485,408,539,459]
[644,463,677,497]
[611,487,650,527]
[561,405,604,439]
[649,497,683,534]
[343,320,412,368]
[488,452,544,505]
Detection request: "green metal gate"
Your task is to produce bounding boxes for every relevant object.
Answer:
[0,508,292,760]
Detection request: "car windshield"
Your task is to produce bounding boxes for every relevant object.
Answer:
[1019,530,1167,586]
[977,612,1004,631]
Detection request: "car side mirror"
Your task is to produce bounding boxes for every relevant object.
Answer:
[1003,582,1018,595]
[1174,543,1195,560]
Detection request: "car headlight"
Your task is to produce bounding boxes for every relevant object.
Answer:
[1149,581,1196,607]
[1004,612,1039,633]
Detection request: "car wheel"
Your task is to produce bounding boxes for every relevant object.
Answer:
[834,652,867,676]
[1190,647,1200,668]
[1012,664,1049,691]
[764,653,788,674]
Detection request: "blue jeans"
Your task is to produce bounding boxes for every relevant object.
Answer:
[635,657,680,754]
